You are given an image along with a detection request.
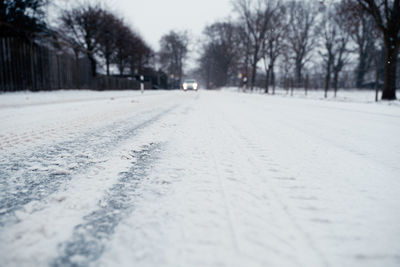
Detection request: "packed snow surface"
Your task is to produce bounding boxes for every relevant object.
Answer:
[0,89,399,267]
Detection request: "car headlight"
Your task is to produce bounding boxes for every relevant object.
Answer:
[193,83,198,89]
[183,83,187,89]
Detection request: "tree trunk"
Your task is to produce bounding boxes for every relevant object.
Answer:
[244,49,249,91]
[356,54,367,88]
[250,61,257,90]
[106,56,110,76]
[271,63,275,95]
[305,74,309,96]
[88,54,97,77]
[118,59,124,77]
[138,55,143,76]
[324,68,330,99]
[381,43,398,100]
[264,67,270,94]
[290,78,294,96]
[206,65,210,89]
[333,70,339,98]
[285,77,289,94]
[295,60,302,86]
[375,66,380,102]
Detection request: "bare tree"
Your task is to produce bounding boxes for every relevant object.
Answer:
[356,0,400,100]
[0,0,48,39]
[279,45,293,94]
[319,18,335,98]
[339,0,378,88]
[199,21,241,88]
[236,24,252,89]
[129,38,153,76]
[113,21,134,76]
[262,3,287,94]
[286,1,317,86]
[319,5,350,98]
[373,44,385,101]
[198,46,214,88]
[97,11,118,76]
[60,4,103,76]
[332,41,349,97]
[159,30,189,86]
[234,0,276,90]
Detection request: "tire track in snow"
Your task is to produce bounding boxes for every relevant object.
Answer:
[209,112,297,265]
[213,95,400,267]
[231,129,330,267]
[51,143,162,267]
[208,101,330,267]
[207,121,241,254]
[0,105,176,228]
[0,94,165,153]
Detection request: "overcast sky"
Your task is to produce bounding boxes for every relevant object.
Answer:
[112,0,234,50]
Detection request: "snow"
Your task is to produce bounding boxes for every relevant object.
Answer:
[0,89,399,267]
[227,87,400,106]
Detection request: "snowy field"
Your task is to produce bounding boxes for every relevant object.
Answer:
[0,89,399,267]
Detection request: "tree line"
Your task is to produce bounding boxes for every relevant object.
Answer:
[1,0,193,89]
[58,4,153,78]
[1,0,399,99]
[1,0,159,88]
[194,0,399,100]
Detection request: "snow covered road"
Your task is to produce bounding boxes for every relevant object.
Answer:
[0,90,399,267]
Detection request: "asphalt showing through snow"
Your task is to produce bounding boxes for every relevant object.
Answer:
[52,143,162,267]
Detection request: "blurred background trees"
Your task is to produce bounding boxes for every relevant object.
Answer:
[319,3,350,98]
[233,0,277,90]
[0,0,48,39]
[159,30,189,88]
[193,0,399,100]
[198,22,241,89]
[0,0,399,99]
[0,1,155,91]
[60,5,103,77]
[355,0,400,99]
[286,1,317,88]
[59,4,153,78]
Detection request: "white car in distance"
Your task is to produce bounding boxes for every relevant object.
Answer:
[182,79,198,91]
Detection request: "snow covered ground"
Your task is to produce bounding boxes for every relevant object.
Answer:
[227,86,400,105]
[0,89,399,267]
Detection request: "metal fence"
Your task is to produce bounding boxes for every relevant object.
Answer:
[0,37,142,91]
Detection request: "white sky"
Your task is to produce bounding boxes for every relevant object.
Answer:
[111,0,234,51]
